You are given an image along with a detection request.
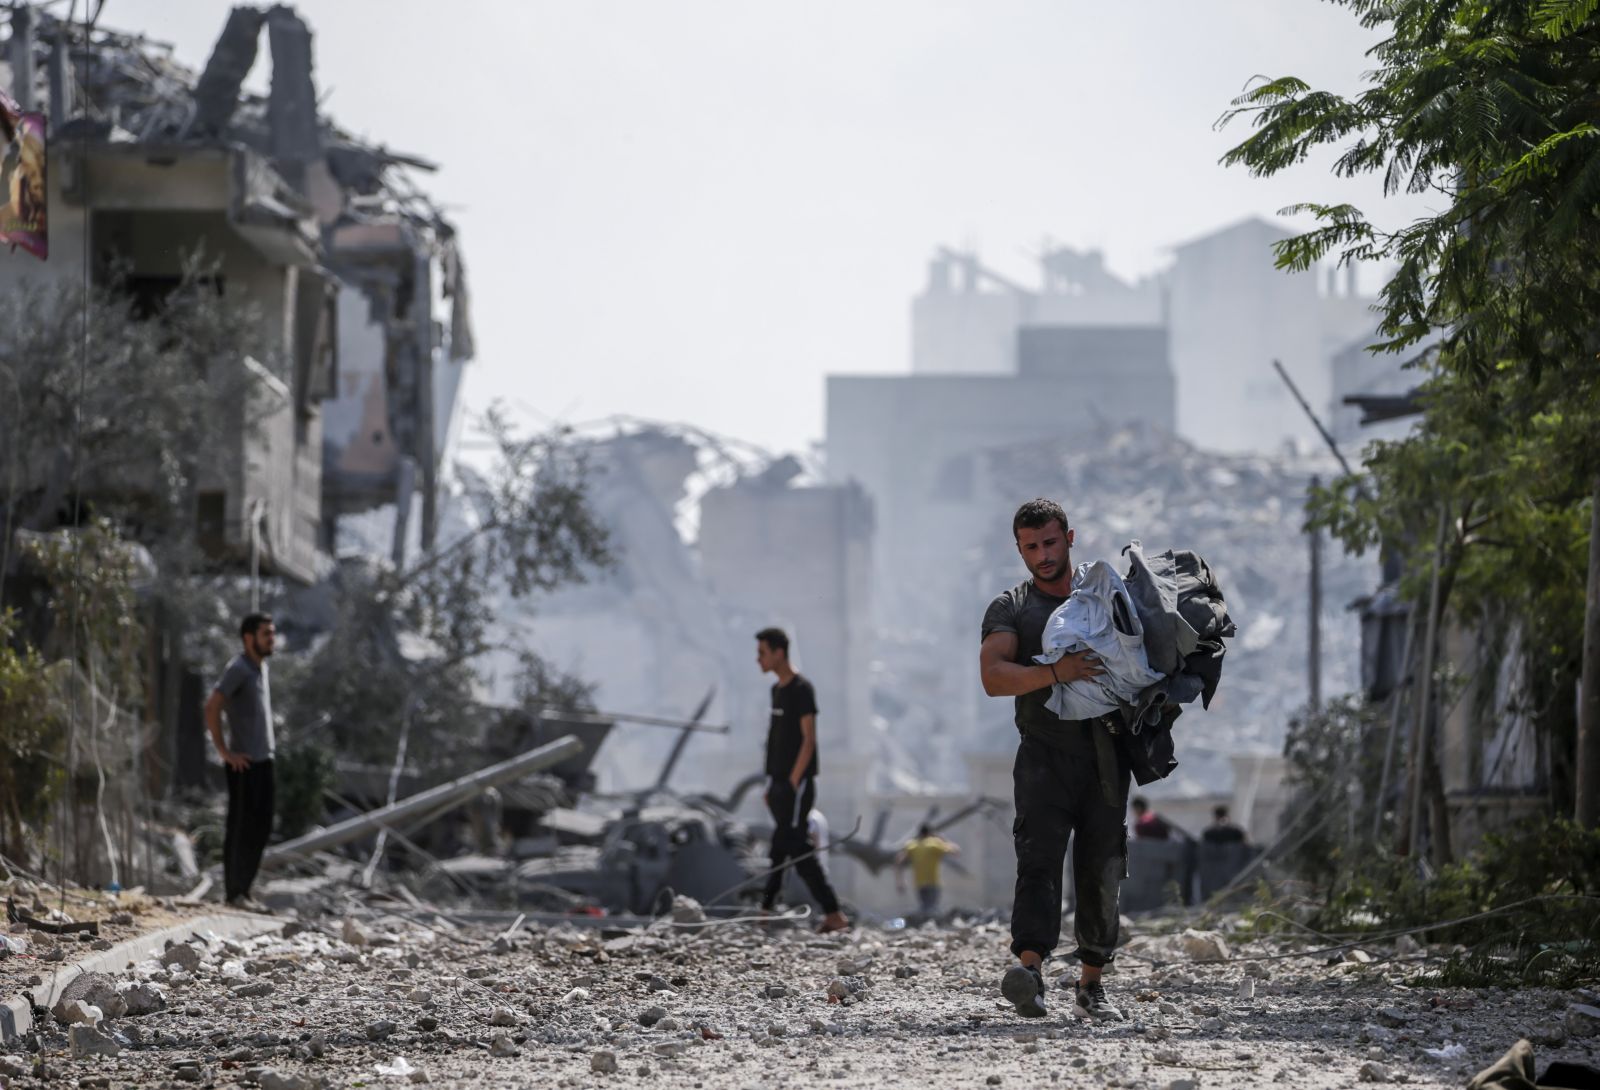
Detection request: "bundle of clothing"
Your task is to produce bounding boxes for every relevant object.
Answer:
[1034,540,1236,784]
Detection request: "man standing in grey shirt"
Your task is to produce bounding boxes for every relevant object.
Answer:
[204,613,277,911]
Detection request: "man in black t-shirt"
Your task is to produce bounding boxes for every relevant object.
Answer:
[756,627,849,934]
[980,498,1127,1022]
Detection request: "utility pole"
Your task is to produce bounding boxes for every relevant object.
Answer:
[1577,473,1600,828]
[1402,506,1448,857]
[1308,475,1323,712]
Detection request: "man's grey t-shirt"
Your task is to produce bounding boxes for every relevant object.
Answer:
[214,654,274,761]
[982,579,1098,756]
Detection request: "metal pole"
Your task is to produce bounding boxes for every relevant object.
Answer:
[1309,475,1323,712]
[1576,473,1600,828]
[1404,507,1449,858]
[259,735,583,869]
[1272,360,1359,480]
[1372,611,1418,842]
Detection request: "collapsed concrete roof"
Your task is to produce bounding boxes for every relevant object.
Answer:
[6,3,474,363]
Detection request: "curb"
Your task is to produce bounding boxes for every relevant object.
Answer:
[1,912,282,1045]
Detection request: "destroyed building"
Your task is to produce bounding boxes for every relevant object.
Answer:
[0,5,473,801]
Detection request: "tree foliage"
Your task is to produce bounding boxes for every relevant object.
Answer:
[1221,0,1600,809]
[276,410,612,779]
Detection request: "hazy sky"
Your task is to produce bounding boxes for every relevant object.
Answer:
[113,0,1436,456]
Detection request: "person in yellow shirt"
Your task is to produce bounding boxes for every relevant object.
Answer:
[895,824,960,915]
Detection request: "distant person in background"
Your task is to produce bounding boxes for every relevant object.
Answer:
[204,613,278,913]
[1130,796,1174,841]
[896,823,959,915]
[756,627,849,934]
[1201,804,1247,845]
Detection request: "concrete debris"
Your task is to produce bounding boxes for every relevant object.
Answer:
[1179,929,1231,962]
[54,1000,103,1026]
[68,1024,120,1059]
[6,902,1583,1088]
[1394,934,1424,957]
[56,973,127,1019]
[669,895,707,924]
[1373,1005,1411,1028]
[1357,1060,1391,1082]
[341,918,371,947]
[258,1071,316,1090]
[159,943,202,973]
[1568,1003,1600,1038]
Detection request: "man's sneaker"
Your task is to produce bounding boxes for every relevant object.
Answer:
[1001,964,1048,1018]
[1072,977,1123,1021]
[227,896,272,915]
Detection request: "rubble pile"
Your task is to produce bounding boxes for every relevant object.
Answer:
[5,908,1597,1089]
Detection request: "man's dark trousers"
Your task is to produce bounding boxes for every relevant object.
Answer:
[761,777,841,914]
[1010,733,1129,967]
[224,760,274,901]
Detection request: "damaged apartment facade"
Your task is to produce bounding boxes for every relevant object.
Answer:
[0,5,473,780]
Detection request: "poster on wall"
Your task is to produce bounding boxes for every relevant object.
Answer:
[0,88,46,260]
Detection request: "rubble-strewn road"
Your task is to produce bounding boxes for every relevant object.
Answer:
[4,909,1598,1089]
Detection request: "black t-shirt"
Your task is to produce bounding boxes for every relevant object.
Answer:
[982,579,1098,755]
[765,674,819,779]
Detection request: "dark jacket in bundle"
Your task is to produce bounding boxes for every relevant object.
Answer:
[1113,541,1237,785]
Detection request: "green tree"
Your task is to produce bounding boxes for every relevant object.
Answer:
[1220,0,1600,827]
[275,408,611,783]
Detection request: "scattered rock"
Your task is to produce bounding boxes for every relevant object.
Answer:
[1394,934,1423,957]
[837,955,873,975]
[1164,1079,1199,1090]
[489,1034,519,1058]
[638,1006,668,1027]
[1236,978,1255,1001]
[233,981,275,998]
[563,987,590,1003]
[365,1019,397,1041]
[54,1000,103,1026]
[646,975,675,993]
[57,973,127,1019]
[117,982,167,1015]
[488,1007,518,1027]
[763,983,790,999]
[1567,1003,1600,1038]
[68,1024,120,1060]
[1179,930,1230,962]
[341,919,371,947]
[159,943,201,973]
[258,1071,313,1090]
[1374,1006,1411,1028]
[1358,1060,1391,1082]
[407,987,432,1005]
[669,896,706,924]
[591,1050,619,1074]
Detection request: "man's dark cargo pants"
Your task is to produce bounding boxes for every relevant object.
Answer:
[224,759,274,902]
[1009,732,1129,967]
[761,776,841,915]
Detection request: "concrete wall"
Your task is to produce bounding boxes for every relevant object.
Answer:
[1166,218,1323,453]
[697,479,875,760]
[911,251,1164,375]
[0,148,325,583]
